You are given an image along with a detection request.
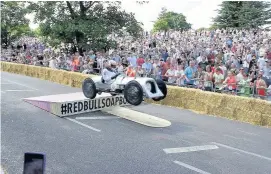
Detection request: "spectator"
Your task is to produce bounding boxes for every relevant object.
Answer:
[49,57,58,69]
[175,64,185,86]
[142,58,152,76]
[127,53,137,67]
[236,67,246,83]
[223,70,237,93]
[214,67,224,90]
[126,66,136,77]
[255,73,267,99]
[165,65,176,84]
[184,60,196,85]
[136,55,145,67]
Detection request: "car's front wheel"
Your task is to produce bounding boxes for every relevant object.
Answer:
[82,78,97,99]
[124,81,143,106]
[153,79,167,101]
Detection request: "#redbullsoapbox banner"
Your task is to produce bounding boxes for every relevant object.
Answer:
[51,95,128,117]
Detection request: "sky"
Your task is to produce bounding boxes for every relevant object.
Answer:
[28,0,223,31]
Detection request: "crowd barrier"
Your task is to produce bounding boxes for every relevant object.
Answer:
[1,62,270,127]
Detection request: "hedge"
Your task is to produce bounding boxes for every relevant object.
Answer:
[1,62,270,127]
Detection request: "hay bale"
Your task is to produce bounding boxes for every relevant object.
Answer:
[235,109,262,125]
[261,114,271,127]
[251,100,271,115]
[197,91,225,108]
[207,105,236,120]
[222,95,255,111]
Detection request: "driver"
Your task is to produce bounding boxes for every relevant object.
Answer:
[102,60,120,84]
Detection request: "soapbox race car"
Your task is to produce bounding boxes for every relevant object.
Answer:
[82,73,167,106]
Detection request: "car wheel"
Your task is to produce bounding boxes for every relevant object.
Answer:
[82,78,97,99]
[124,81,143,106]
[153,79,167,101]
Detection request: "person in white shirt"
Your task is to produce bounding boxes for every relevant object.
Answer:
[213,67,224,89]
[196,53,203,64]
[175,65,185,86]
[117,62,124,73]
[165,65,176,84]
[257,56,266,70]
[236,67,245,83]
[101,60,119,84]
[49,57,58,69]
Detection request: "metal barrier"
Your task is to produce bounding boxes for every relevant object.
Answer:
[236,84,254,97]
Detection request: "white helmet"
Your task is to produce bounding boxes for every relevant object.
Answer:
[108,60,117,67]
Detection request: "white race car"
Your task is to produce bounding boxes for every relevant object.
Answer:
[82,73,167,106]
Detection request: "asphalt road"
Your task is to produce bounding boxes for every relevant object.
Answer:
[1,71,271,174]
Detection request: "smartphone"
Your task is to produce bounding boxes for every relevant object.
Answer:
[23,152,46,174]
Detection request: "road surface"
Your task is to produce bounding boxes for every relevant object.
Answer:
[1,72,271,174]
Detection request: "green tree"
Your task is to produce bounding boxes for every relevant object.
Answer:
[27,1,143,52]
[152,7,191,32]
[213,1,271,29]
[1,1,30,46]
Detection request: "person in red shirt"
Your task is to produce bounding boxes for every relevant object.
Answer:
[223,70,237,94]
[136,56,145,67]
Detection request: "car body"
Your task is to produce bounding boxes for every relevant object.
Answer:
[82,74,167,106]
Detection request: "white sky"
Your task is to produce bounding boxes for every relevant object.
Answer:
[28,0,223,31]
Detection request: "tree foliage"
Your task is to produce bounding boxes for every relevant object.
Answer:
[213,1,271,28]
[1,1,31,46]
[28,1,143,51]
[152,7,191,32]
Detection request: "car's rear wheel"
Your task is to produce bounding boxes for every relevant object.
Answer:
[82,78,97,99]
[124,81,143,106]
[153,79,167,101]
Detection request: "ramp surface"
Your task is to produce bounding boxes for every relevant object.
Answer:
[23,92,111,102]
[103,106,171,127]
[23,92,128,117]
[23,92,171,128]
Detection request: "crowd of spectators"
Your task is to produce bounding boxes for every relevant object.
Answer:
[1,28,271,101]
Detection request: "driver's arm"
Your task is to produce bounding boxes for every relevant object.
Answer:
[102,69,111,81]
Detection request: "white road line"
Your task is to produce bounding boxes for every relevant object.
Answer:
[211,142,271,161]
[237,129,258,136]
[180,139,194,144]
[75,116,120,120]
[2,79,39,90]
[0,83,12,84]
[5,90,35,92]
[223,134,254,142]
[173,161,211,174]
[66,118,101,132]
[194,130,209,135]
[223,134,242,140]
[163,145,219,154]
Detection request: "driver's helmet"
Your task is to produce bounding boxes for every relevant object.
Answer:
[108,60,117,69]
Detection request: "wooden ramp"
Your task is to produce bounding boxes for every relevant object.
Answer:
[103,107,171,128]
[23,92,128,117]
[23,92,171,128]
